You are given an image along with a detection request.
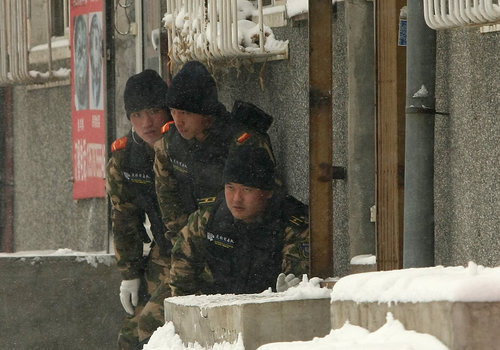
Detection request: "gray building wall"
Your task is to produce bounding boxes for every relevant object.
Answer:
[434,28,500,267]
[0,254,122,350]
[4,2,499,271]
[214,5,350,277]
[11,83,107,252]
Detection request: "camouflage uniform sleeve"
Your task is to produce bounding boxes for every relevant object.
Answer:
[281,207,310,277]
[106,154,147,280]
[169,207,213,296]
[153,137,189,243]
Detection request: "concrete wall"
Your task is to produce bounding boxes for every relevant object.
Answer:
[4,0,499,299]
[165,294,332,350]
[434,28,500,267]
[331,300,500,350]
[11,83,107,252]
[0,254,123,350]
[214,4,350,277]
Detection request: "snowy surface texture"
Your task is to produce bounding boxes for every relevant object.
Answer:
[331,261,500,303]
[0,249,114,267]
[143,262,500,349]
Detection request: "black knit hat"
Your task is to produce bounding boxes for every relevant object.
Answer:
[166,61,225,116]
[124,69,168,119]
[223,145,275,190]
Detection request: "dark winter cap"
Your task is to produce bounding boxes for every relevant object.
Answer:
[166,60,226,116]
[124,69,168,119]
[223,145,275,190]
[231,100,273,133]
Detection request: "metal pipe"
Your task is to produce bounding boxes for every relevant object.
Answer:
[46,0,53,77]
[257,0,264,53]
[0,0,9,83]
[345,0,376,264]
[1,87,14,252]
[308,0,333,278]
[135,0,143,72]
[403,0,436,268]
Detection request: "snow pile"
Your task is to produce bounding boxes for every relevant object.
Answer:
[143,313,448,350]
[331,261,500,303]
[286,0,344,18]
[166,275,331,308]
[258,313,448,350]
[144,263,500,349]
[144,322,245,350]
[350,254,376,265]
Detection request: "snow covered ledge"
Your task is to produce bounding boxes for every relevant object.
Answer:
[330,262,500,350]
[163,277,332,350]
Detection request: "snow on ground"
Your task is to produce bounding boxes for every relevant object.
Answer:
[142,263,500,350]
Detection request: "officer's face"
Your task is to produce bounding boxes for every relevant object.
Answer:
[225,183,273,223]
[169,108,213,141]
[130,108,170,147]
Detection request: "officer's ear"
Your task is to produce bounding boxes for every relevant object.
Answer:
[201,114,215,129]
[262,190,273,200]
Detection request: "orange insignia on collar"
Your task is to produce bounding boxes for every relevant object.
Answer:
[237,132,251,143]
[162,121,175,134]
[111,137,128,152]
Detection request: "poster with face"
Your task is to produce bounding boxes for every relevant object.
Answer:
[71,1,106,199]
[73,14,89,111]
[89,12,103,110]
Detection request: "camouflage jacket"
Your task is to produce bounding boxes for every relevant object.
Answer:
[154,115,276,243]
[169,193,309,296]
[106,131,170,280]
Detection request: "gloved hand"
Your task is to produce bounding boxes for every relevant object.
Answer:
[119,278,141,315]
[276,273,300,292]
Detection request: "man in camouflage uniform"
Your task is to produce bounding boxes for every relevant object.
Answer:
[169,145,309,295]
[106,70,172,350]
[154,60,277,244]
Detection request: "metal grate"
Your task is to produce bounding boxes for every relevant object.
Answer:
[0,0,71,86]
[424,0,500,29]
[164,0,288,66]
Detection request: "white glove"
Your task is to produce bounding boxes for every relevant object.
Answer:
[276,273,300,292]
[119,278,141,315]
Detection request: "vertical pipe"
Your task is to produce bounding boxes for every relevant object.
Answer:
[135,0,143,72]
[309,0,333,278]
[105,0,116,253]
[403,0,436,268]
[0,0,8,83]
[258,0,264,53]
[46,0,53,77]
[1,87,14,252]
[345,0,376,266]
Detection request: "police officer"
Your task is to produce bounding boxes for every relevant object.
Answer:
[106,70,172,349]
[169,145,310,296]
[154,60,276,244]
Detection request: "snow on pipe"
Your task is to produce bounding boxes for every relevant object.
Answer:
[165,0,288,65]
[424,0,500,29]
[0,0,9,84]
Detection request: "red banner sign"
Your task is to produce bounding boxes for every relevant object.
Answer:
[71,0,106,199]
